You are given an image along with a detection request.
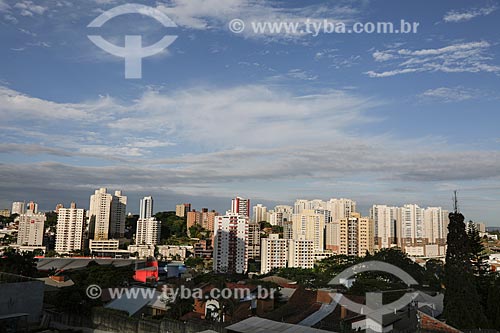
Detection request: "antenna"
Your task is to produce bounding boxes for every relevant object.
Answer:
[453,190,459,213]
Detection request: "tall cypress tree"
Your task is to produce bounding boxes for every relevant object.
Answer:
[444,211,488,328]
[468,221,493,326]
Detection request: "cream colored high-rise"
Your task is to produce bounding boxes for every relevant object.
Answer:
[252,204,268,223]
[292,209,325,253]
[325,222,340,252]
[327,198,357,222]
[288,236,314,269]
[260,234,288,274]
[89,188,127,240]
[89,188,112,240]
[268,205,293,227]
[55,203,85,253]
[423,207,449,245]
[17,211,46,246]
[339,213,374,257]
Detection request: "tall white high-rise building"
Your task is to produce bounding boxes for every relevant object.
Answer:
[292,210,325,253]
[213,212,249,274]
[327,198,357,222]
[401,204,424,246]
[294,199,309,214]
[110,190,127,238]
[309,199,326,210]
[252,204,267,223]
[55,203,85,253]
[231,197,250,218]
[139,196,154,219]
[136,217,161,245]
[89,188,127,240]
[17,211,46,246]
[89,188,112,240]
[370,205,399,250]
[268,205,293,227]
[293,199,326,214]
[260,234,288,274]
[275,205,293,221]
[424,207,448,244]
[11,201,25,215]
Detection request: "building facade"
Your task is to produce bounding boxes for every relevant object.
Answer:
[260,234,288,274]
[17,212,46,246]
[11,201,25,215]
[231,197,250,218]
[88,188,127,240]
[110,190,127,238]
[252,204,267,223]
[88,188,112,240]
[288,237,314,269]
[136,217,161,245]
[248,222,261,260]
[292,210,325,253]
[339,213,374,257]
[55,203,85,253]
[370,205,399,250]
[140,196,154,219]
[213,212,249,274]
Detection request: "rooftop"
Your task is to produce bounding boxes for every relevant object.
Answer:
[226,317,336,333]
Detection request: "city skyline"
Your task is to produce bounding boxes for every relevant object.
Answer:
[2,191,489,226]
[0,0,499,225]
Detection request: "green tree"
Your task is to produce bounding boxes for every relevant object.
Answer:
[486,276,500,330]
[0,248,37,277]
[45,211,58,233]
[155,211,187,241]
[467,221,489,277]
[468,221,494,326]
[444,212,488,328]
[185,256,204,268]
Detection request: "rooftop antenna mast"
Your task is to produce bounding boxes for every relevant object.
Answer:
[453,190,459,214]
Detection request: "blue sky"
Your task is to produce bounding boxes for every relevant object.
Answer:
[0,0,499,224]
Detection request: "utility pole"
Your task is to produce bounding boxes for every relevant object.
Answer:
[453,190,459,214]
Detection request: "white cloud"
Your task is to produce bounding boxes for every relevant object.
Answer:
[372,50,395,62]
[286,69,318,81]
[2,85,500,220]
[155,0,358,39]
[444,6,497,23]
[0,86,121,121]
[419,87,481,102]
[14,1,48,16]
[366,41,500,78]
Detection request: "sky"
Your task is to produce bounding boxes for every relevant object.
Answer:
[0,0,499,224]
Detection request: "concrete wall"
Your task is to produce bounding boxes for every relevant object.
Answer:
[47,308,225,333]
[0,280,44,323]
